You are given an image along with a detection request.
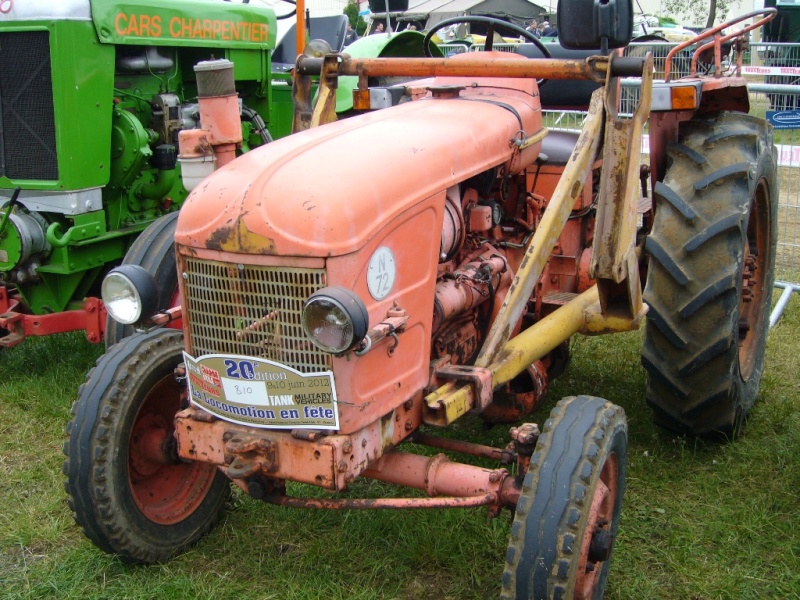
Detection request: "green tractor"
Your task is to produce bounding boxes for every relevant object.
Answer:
[0,0,362,347]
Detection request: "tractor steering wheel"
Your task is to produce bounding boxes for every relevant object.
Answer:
[423,15,551,60]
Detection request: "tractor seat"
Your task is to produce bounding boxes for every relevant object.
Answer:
[539,130,580,165]
[272,15,349,71]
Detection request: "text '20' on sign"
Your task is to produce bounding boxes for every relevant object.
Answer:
[183,352,339,430]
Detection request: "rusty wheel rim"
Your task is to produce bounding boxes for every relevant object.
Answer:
[128,372,218,525]
[738,177,770,381]
[574,453,619,599]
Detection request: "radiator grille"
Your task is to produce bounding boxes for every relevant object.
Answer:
[183,258,332,373]
[0,31,58,180]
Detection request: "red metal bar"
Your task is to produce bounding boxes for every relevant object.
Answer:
[690,14,775,78]
[410,432,513,463]
[362,450,506,500]
[0,286,15,314]
[664,8,776,81]
[0,296,106,347]
[269,493,495,510]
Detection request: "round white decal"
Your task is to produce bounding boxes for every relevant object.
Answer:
[367,246,396,300]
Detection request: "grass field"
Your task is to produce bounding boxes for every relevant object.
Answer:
[1,295,799,599]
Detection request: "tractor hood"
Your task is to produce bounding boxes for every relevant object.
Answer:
[90,0,276,49]
[175,78,542,258]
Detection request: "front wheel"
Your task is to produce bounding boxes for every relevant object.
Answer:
[501,396,628,600]
[63,328,229,563]
[642,112,778,436]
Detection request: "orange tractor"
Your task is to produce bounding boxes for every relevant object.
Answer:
[64,1,778,597]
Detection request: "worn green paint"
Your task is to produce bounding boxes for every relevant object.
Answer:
[335,31,442,112]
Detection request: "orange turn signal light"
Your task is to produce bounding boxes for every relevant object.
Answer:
[671,86,698,110]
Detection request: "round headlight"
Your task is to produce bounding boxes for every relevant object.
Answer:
[102,265,159,325]
[302,287,369,354]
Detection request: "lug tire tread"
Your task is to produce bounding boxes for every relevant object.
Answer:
[642,111,778,436]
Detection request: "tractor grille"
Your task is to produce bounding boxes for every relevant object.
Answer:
[182,258,332,373]
[0,31,58,180]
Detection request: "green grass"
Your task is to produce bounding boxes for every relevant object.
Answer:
[1,296,799,599]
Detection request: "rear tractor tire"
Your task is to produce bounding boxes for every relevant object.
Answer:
[63,328,229,563]
[642,112,777,437]
[501,396,627,600]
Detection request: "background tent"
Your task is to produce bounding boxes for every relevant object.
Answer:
[368,0,549,33]
[413,0,548,31]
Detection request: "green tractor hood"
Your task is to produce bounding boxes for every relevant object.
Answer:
[335,31,443,112]
[90,0,277,49]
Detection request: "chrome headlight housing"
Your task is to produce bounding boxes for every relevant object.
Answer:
[302,287,369,354]
[101,265,159,325]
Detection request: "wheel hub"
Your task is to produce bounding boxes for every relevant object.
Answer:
[128,372,221,525]
[738,177,770,381]
[130,412,173,477]
[575,453,618,599]
[588,526,613,563]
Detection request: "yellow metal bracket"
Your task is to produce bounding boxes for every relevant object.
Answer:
[589,52,654,319]
[423,382,474,426]
[476,87,606,369]
[310,54,341,128]
[292,54,341,132]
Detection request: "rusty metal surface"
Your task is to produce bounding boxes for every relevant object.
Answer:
[509,422,540,482]
[291,60,313,133]
[174,405,526,511]
[432,364,494,412]
[590,53,653,280]
[268,493,496,509]
[297,54,609,82]
[410,431,513,463]
[354,304,409,358]
[489,286,599,388]
[590,53,652,320]
[175,391,426,490]
[179,257,330,372]
[0,295,106,347]
[481,361,548,424]
[361,450,510,511]
[475,88,605,369]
